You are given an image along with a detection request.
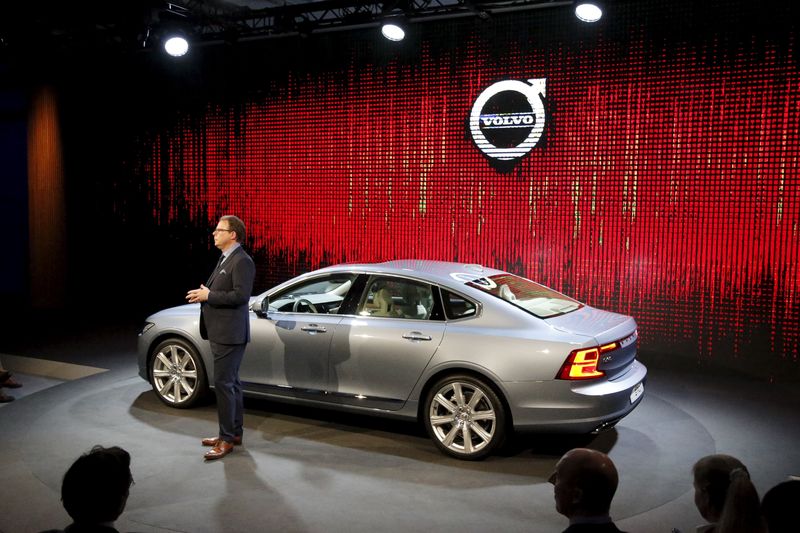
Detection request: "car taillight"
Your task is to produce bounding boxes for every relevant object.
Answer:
[557,342,619,380]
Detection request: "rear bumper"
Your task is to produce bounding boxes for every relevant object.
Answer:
[506,360,648,433]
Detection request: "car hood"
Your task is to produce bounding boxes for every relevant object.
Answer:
[148,303,199,320]
[148,297,260,320]
[544,305,635,345]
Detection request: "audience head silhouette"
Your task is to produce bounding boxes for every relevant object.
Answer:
[692,453,764,533]
[549,448,619,519]
[61,445,133,527]
[761,479,800,533]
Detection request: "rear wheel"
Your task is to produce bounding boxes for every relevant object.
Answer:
[423,374,507,460]
[149,338,208,408]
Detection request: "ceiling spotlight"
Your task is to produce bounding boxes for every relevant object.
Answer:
[575,2,603,23]
[164,35,189,57]
[381,21,405,42]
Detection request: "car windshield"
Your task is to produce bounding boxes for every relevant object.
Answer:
[465,273,583,318]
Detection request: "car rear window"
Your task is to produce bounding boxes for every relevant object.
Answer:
[465,273,583,318]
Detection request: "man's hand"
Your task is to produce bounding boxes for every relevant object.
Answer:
[186,284,211,303]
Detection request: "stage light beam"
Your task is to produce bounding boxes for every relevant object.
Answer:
[164,35,189,57]
[381,22,405,41]
[575,2,603,23]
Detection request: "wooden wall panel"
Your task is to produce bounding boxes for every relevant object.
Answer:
[27,86,66,308]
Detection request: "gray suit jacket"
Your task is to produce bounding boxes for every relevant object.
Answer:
[200,246,256,345]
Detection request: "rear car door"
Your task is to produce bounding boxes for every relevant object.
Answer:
[328,275,446,411]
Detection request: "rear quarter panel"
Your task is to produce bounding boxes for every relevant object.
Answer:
[415,302,593,389]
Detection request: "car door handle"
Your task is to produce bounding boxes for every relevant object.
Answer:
[301,324,327,334]
[402,331,432,341]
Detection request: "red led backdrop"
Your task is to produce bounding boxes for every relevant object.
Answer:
[132,5,799,371]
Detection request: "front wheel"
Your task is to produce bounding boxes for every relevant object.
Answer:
[149,338,208,408]
[423,374,507,460]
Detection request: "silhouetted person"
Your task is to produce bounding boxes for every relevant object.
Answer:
[548,448,627,533]
[40,445,133,533]
[760,479,800,533]
[692,454,765,533]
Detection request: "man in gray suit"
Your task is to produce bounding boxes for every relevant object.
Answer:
[187,215,256,460]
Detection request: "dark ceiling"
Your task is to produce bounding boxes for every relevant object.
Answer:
[0,0,571,58]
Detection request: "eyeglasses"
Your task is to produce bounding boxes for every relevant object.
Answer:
[212,228,234,234]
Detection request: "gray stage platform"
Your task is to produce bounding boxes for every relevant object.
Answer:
[0,345,798,533]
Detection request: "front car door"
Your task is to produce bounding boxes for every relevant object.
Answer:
[241,273,357,399]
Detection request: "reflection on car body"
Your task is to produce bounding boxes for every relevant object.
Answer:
[138,260,647,460]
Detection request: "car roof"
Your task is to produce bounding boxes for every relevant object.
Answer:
[315,259,509,289]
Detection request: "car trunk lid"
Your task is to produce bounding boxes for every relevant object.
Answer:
[545,306,638,379]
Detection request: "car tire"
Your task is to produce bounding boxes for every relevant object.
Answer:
[149,338,209,408]
[423,374,507,460]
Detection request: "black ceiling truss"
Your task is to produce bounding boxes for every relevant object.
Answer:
[0,0,572,58]
[173,0,572,42]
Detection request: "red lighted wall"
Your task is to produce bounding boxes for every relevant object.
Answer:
[133,6,799,371]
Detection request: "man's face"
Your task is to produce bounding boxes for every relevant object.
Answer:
[549,456,578,517]
[213,219,236,251]
[693,480,711,521]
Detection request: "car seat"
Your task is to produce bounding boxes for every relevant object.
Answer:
[499,284,517,302]
[371,287,394,317]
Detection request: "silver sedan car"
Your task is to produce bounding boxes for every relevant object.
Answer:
[138,260,646,460]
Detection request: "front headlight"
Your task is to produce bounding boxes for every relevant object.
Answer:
[139,322,155,336]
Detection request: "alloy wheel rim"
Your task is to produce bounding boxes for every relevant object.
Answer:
[429,381,496,455]
[152,345,198,404]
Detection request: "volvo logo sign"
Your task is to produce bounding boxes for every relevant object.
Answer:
[469,78,547,161]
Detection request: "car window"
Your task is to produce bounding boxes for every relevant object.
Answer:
[269,274,357,314]
[441,289,477,320]
[358,277,436,320]
[465,273,583,318]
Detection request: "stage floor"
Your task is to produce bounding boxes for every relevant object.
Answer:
[0,320,798,533]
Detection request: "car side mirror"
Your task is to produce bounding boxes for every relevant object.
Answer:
[255,295,271,318]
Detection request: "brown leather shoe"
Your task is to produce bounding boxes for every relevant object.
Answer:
[0,392,14,403]
[201,435,242,446]
[0,376,22,389]
[204,440,234,460]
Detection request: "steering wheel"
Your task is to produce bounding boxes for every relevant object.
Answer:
[292,298,318,313]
